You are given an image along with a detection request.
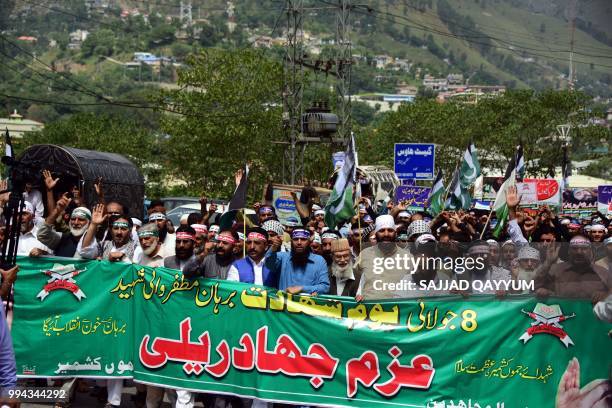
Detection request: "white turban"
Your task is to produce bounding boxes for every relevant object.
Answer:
[375,215,395,233]
[517,245,540,261]
[22,201,34,214]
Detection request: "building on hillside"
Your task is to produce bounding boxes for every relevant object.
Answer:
[0,110,44,142]
[446,73,464,84]
[133,52,161,64]
[373,55,393,69]
[351,94,414,112]
[422,74,448,91]
[390,59,411,72]
[68,30,89,50]
[247,35,283,48]
[436,85,506,104]
[396,84,418,95]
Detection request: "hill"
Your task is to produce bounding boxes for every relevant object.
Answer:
[1,0,611,126]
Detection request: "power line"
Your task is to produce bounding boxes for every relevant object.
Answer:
[0,92,280,120]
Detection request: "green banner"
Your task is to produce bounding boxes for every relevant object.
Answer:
[12,256,612,407]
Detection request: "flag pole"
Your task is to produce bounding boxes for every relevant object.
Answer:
[357,209,362,265]
[441,163,459,208]
[479,203,494,239]
[243,208,246,258]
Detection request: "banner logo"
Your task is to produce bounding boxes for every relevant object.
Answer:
[519,303,575,348]
[36,263,87,301]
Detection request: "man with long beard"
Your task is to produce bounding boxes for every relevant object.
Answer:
[183,230,238,280]
[536,235,610,303]
[149,212,176,258]
[138,223,164,267]
[266,228,329,295]
[328,238,361,297]
[320,230,340,266]
[511,245,541,284]
[79,204,142,264]
[355,215,411,300]
[37,194,90,258]
[164,225,197,270]
[16,201,52,256]
[462,240,511,296]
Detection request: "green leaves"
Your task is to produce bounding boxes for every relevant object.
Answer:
[366,90,608,180]
[158,48,284,200]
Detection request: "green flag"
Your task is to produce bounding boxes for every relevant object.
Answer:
[324,134,356,228]
[460,142,481,187]
[446,168,471,210]
[427,170,445,216]
[493,145,524,237]
[493,169,516,238]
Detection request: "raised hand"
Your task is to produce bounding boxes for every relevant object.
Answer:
[91,203,107,225]
[55,193,72,214]
[506,185,521,209]
[43,169,59,191]
[94,177,104,197]
[234,168,243,187]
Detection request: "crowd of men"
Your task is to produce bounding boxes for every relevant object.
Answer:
[0,171,610,408]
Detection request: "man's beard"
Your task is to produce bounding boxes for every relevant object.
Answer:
[291,248,311,267]
[322,252,333,265]
[176,248,193,261]
[70,224,89,237]
[331,261,353,280]
[21,220,33,234]
[159,227,168,243]
[471,259,489,276]
[143,243,158,256]
[378,241,396,254]
[515,267,536,277]
[571,254,591,267]
[113,234,130,247]
[215,250,233,265]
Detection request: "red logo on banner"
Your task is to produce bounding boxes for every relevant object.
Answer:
[36,264,87,301]
[519,303,575,348]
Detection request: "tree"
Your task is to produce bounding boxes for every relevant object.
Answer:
[157,49,284,199]
[352,102,378,126]
[148,24,175,47]
[198,22,220,47]
[81,29,116,57]
[363,90,597,178]
[171,43,192,60]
